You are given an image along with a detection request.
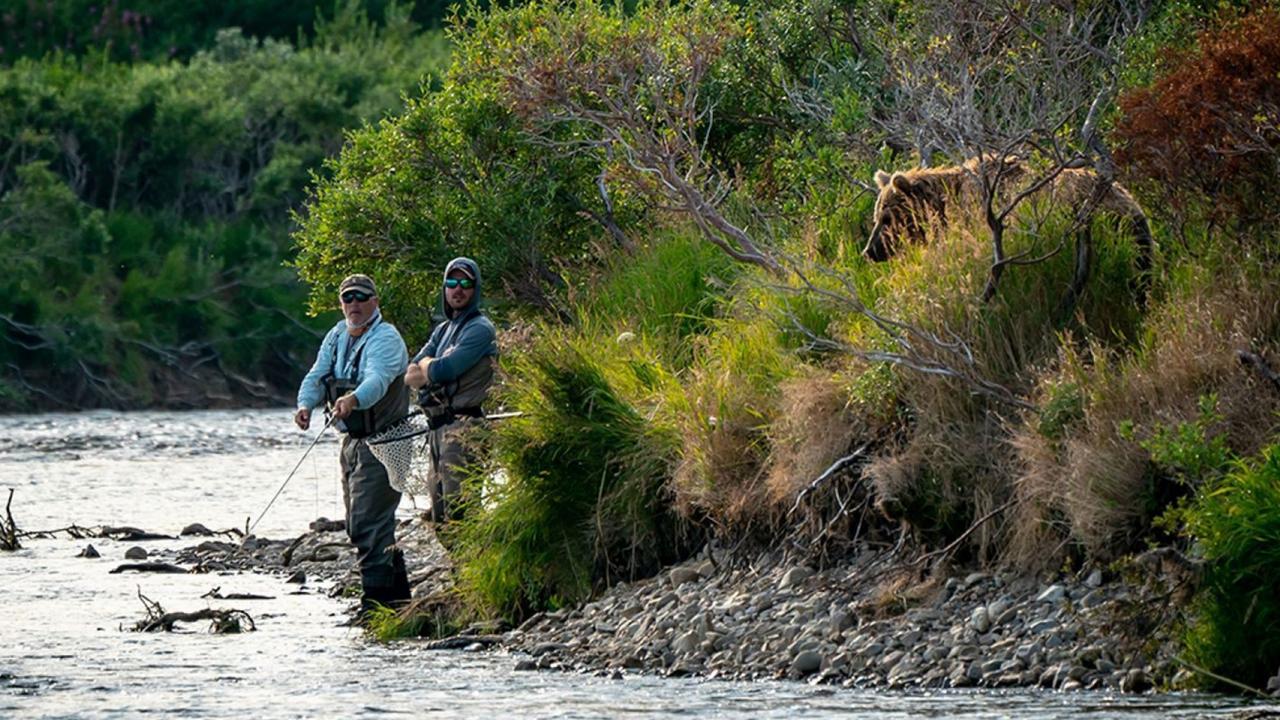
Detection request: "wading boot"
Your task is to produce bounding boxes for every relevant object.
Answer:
[357,586,395,626]
[390,549,411,606]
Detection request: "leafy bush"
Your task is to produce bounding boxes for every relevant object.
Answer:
[1130,394,1233,488]
[1180,444,1280,689]
[292,7,637,338]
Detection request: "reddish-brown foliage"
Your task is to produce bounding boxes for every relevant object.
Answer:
[1115,8,1280,227]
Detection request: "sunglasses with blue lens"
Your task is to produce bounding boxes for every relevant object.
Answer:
[444,278,475,289]
[341,290,373,303]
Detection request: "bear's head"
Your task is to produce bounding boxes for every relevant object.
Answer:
[862,170,943,262]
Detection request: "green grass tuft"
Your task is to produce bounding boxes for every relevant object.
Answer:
[1181,443,1280,689]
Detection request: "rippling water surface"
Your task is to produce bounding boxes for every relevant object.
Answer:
[0,410,1266,718]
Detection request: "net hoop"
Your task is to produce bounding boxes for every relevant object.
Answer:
[365,413,433,495]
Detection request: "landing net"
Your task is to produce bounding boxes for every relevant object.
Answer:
[366,413,432,496]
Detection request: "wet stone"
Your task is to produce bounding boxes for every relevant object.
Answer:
[779,566,814,590]
[77,544,99,558]
[791,650,823,675]
[124,546,148,560]
[1036,585,1067,604]
[970,606,991,633]
[670,567,701,587]
[180,523,214,537]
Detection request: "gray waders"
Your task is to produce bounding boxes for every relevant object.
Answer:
[340,436,411,611]
[331,375,411,614]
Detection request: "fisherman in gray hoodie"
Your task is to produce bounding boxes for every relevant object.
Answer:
[405,257,498,522]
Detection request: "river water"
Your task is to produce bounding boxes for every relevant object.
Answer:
[0,409,1266,719]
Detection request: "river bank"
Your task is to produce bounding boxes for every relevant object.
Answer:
[506,547,1187,692]
[162,513,1280,699]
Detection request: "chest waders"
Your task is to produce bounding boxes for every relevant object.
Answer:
[415,311,495,523]
[322,326,409,437]
[325,326,412,616]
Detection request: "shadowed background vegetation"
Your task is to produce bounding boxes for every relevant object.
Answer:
[5,0,1279,692]
[0,1,450,407]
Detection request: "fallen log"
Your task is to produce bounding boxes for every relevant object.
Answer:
[110,562,190,574]
[202,587,275,600]
[100,526,175,541]
[420,634,504,650]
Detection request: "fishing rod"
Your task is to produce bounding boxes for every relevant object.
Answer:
[245,414,335,538]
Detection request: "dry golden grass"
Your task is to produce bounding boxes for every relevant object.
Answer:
[763,370,860,506]
[853,220,1038,558]
[1007,264,1280,568]
[670,363,778,532]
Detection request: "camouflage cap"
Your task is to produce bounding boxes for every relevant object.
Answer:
[338,274,377,295]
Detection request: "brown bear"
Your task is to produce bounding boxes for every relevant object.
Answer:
[862,157,1153,295]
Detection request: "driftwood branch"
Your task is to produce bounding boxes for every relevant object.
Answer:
[110,562,191,574]
[130,589,256,633]
[787,444,870,518]
[99,526,176,541]
[853,496,1020,589]
[1,488,19,551]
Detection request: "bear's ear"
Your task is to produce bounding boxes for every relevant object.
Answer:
[891,173,915,194]
[875,170,892,188]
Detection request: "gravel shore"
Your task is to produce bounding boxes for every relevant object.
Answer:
[503,546,1195,693]
[162,515,1280,696]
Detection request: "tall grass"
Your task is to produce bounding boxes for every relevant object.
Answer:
[450,235,729,619]
[452,333,686,619]
[1007,230,1280,567]
[840,206,1151,556]
[1182,444,1280,689]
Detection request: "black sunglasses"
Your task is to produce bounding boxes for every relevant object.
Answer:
[341,290,373,303]
[444,278,475,289]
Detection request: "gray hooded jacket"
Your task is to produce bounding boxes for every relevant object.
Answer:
[411,257,498,413]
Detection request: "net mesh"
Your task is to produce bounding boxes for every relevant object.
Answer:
[366,413,433,496]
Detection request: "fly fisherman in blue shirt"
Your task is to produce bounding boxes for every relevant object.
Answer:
[405,257,498,523]
[294,274,411,616]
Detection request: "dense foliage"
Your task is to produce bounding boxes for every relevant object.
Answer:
[0,0,460,63]
[1116,7,1280,232]
[1181,444,1280,687]
[296,1,1280,691]
[0,3,449,408]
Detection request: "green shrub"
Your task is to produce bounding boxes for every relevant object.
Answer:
[1133,394,1233,487]
[1038,380,1084,442]
[1180,443,1280,689]
[452,332,686,620]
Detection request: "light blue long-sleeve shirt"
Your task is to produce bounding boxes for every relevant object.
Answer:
[296,310,409,411]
